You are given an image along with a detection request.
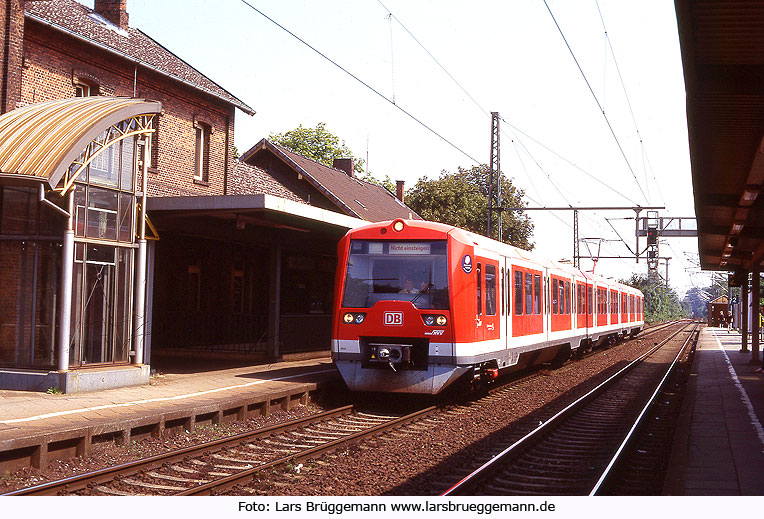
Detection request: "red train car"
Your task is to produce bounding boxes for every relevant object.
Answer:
[332,219,644,394]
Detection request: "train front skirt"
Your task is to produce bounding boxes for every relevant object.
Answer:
[334,360,470,394]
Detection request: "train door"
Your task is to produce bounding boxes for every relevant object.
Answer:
[544,269,551,343]
[475,256,499,344]
[501,258,510,349]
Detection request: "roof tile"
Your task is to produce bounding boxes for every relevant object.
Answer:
[25,0,253,114]
[241,139,420,222]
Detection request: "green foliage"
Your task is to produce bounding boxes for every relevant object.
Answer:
[683,286,711,319]
[405,164,535,249]
[620,273,689,323]
[46,386,62,394]
[358,171,396,193]
[269,122,365,173]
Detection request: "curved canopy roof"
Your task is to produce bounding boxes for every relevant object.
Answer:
[0,96,161,188]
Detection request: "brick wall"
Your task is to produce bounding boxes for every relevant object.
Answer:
[0,0,25,114]
[20,20,237,197]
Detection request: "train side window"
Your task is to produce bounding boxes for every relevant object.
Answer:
[506,270,511,314]
[534,274,541,315]
[477,263,482,316]
[514,270,523,315]
[525,272,533,314]
[565,282,571,314]
[587,286,593,315]
[500,268,504,316]
[559,281,565,315]
[485,264,496,316]
[552,278,559,314]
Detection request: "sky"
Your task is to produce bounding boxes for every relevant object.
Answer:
[79,0,708,295]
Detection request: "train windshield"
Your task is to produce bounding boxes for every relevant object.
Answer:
[342,240,449,310]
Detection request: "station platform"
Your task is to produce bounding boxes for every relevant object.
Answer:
[0,357,340,475]
[665,326,764,495]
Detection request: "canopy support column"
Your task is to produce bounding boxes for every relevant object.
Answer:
[741,273,749,353]
[57,192,74,372]
[752,268,760,363]
[268,242,282,359]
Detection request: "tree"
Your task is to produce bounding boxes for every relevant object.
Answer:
[683,286,711,319]
[621,273,689,323]
[358,171,396,193]
[269,122,365,173]
[405,165,535,249]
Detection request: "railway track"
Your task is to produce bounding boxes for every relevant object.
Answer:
[442,321,698,496]
[4,320,686,496]
[5,405,436,496]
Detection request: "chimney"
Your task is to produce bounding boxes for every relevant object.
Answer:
[333,158,353,177]
[94,0,129,31]
[396,180,405,202]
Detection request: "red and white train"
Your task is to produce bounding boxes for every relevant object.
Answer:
[332,219,644,394]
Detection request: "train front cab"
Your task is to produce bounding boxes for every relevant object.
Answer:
[332,220,472,394]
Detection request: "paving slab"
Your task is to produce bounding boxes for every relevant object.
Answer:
[0,357,340,474]
[666,327,764,495]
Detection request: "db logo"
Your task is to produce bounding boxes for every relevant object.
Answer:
[384,311,404,326]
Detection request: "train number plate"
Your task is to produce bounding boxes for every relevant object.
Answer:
[384,311,404,326]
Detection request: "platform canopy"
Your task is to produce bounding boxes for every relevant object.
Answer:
[676,1,764,274]
[0,96,161,190]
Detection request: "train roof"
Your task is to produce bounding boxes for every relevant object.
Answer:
[345,219,643,295]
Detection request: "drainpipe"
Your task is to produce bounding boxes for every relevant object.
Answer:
[133,136,150,365]
[57,191,74,372]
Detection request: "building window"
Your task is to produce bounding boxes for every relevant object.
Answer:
[194,122,210,182]
[75,82,98,97]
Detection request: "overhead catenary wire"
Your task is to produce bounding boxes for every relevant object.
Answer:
[376,0,491,118]
[501,118,640,206]
[594,0,666,207]
[543,0,649,205]
[237,0,480,165]
[374,0,646,215]
[240,0,665,281]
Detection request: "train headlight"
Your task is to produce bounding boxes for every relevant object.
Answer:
[392,219,405,232]
[423,314,447,326]
[343,312,366,324]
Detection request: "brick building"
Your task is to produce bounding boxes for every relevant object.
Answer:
[0,0,419,392]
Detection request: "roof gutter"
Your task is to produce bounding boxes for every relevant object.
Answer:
[25,12,256,116]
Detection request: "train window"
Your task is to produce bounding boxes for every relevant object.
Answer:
[485,264,496,316]
[534,274,541,314]
[341,239,450,309]
[500,268,504,316]
[552,279,559,314]
[525,273,533,314]
[514,270,523,315]
[559,281,565,315]
[587,287,593,314]
[565,282,571,314]
[477,263,483,315]
[578,285,584,314]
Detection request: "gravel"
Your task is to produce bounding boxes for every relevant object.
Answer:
[1,333,666,496]
[232,335,662,496]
